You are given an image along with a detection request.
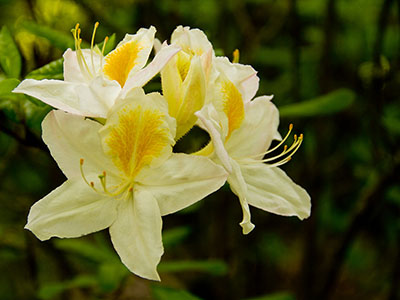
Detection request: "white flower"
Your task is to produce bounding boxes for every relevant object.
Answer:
[25,89,227,280]
[13,24,180,118]
[196,57,311,234]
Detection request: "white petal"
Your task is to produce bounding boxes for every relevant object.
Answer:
[214,56,259,102]
[227,159,255,234]
[241,164,311,220]
[171,26,213,57]
[136,153,227,216]
[63,48,103,83]
[25,179,118,241]
[118,26,156,76]
[42,110,118,180]
[195,105,231,172]
[122,44,181,96]
[175,55,206,139]
[13,78,117,118]
[109,190,163,281]
[226,96,279,159]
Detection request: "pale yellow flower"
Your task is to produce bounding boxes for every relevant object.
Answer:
[196,58,311,234]
[14,24,180,118]
[25,89,227,280]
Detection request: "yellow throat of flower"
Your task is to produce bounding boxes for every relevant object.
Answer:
[102,40,143,87]
[79,103,173,199]
[105,106,170,179]
[221,80,245,140]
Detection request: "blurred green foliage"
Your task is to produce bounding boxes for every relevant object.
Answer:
[1,0,400,299]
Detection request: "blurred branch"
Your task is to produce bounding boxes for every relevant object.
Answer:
[319,0,337,93]
[387,229,400,300]
[370,0,395,158]
[317,154,400,300]
[0,115,47,151]
[289,0,300,102]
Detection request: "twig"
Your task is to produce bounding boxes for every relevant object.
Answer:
[317,156,400,299]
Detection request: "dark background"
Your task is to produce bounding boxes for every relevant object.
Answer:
[0,0,399,299]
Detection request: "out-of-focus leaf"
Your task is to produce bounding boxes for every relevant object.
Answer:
[279,89,355,118]
[0,78,20,102]
[253,47,291,68]
[97,262,129,292]
[162,226,191,248]
[23,101,52,135]
[26,58,63,80]
[54,239,117,263]
[386,186,400,206]
[38,276,97,300]
[244,292,295,300]
[152,285,202,300]
[97,33,116,55]
[21,21,74,50]
[0,26,21,78]
[359,56,390,85]
[158,260,228,275]
[382,104,400,136]
[0,78,23,121]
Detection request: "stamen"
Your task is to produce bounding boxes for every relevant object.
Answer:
[235,125,303,168]
[241,123,293,160]
[71,24,93,80]
[100,36,109,70]
[80,158,100,193]
[233,49,240,63]
[79,158,133,199]
[260,134,303,163]
[90,22,99,75]
[266,123,293,155]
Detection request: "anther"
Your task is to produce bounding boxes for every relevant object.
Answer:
[80,158,84,165]
[233,49,240,63]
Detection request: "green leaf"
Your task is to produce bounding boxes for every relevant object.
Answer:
[0,78,22,121]
[21,21,74,50]
[243,292,295,300]
[382,104,400,136]
[158,260,228,275]
[0,78,20,100]
[97,262,129,292]
[0,26,22,78]
[26,58,64,80]
[23,101,52,135]
[162,226,191,248]
[38,276,97,300]
[279,88,355,118]
[54,238,117,263]
[151,285,202,300]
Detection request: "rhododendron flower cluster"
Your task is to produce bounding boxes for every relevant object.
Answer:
[14,24,311,281]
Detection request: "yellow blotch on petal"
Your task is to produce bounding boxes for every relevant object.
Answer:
[221,80,244,140]
[103,41,142,87]
[176,52,191,82]
[106,106,170,178]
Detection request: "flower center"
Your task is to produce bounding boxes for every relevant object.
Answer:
[105,105,171,179]
[102,40,142,87]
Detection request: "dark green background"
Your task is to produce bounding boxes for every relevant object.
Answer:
[0,0,399,299]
